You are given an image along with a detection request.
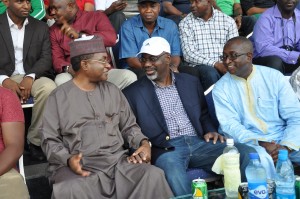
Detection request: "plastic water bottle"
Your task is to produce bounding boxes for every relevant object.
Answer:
[246,153,269,199]
[223,139,241,198]
[279,149,293,168]
[275,149,295,199]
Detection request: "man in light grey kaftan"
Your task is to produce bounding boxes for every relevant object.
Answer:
[40,36,173,199]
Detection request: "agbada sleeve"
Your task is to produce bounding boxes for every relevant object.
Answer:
[40,92,72,166]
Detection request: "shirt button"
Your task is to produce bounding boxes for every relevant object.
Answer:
[166,136,170,140]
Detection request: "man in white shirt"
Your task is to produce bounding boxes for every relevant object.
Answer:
[0,0,56,160]
[94,0,126,32]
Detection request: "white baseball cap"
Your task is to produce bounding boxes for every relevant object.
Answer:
[136,37,171,57]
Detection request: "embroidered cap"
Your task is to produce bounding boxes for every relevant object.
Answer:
[69,35,106,58]
[136,37,171,57]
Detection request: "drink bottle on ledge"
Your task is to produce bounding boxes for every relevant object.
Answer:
[246,153,269,199]
[223,139,241,198]
[275,149,295,199]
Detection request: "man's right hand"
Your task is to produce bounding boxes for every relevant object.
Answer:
[204,132,225,144]
[2,79,22,98]
[105,1,127,15]
[214,61,227,74]
[68,153,91,177]
[59,16,80,39]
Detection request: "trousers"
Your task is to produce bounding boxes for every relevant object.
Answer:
[154,135,256,196]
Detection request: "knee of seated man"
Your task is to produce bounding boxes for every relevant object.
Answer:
[54,73,73,86]
[52,173,89,195]
[122,69,137,82]
[0,169,29,198]
[154,155,186,173]
[32,77,56,99]
[143,164,166,178]
[44,81,56,93]
[116,69,137,89]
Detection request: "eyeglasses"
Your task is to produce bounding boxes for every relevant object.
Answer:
[139,53,168,63]
[219,53,248,62]
[83,59,110,65]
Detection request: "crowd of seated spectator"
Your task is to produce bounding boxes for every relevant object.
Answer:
[240,0,275,19]
[216,0,256,36]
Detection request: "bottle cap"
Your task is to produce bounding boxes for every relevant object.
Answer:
[278,149,288,156]
[226,138,234,146]
[249,153,259,159]
[278,149,288,160]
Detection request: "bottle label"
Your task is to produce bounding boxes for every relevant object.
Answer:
[276,193,295,199]
[248,182,268,199]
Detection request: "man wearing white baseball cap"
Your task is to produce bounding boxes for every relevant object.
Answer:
[136,36,171,56]
[119,0,181,79]
[123,37,255,196]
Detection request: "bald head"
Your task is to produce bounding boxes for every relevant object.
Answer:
[222,36,254,79]
[224,36,253,54]
[49,0,78,25]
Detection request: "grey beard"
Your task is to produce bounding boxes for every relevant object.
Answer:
[146,73,158,81]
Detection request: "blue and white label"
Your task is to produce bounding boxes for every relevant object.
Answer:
[248,183,269,199]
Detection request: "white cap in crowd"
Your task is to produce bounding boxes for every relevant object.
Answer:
[137,37,171,56]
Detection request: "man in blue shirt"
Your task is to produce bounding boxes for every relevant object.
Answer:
[119,0,181,78]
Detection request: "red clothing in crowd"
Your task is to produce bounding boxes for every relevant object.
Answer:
[49,9,116,73]
[0,87,24,154]
[44,0,95,10]
[76,0,95,10]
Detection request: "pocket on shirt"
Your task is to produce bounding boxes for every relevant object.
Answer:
[256,98,277,119]
[105,113,120,136]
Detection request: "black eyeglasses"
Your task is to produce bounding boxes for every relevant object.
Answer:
[139,53,168,63]
[219,53,248,62]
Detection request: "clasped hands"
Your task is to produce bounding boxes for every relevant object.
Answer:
[127,140,151,164]
[259,141,290,164]
[68,141,151,177]
[2,76,33,103]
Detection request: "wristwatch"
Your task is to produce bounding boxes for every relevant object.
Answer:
[140,139,152,147]
[62,65,70,73]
